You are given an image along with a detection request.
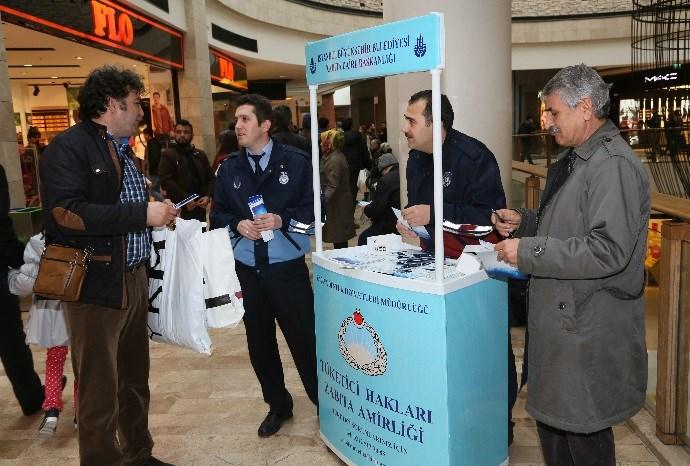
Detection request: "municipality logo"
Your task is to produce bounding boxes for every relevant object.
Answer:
[338,309,387,376]
[443,171,452,188]
[309,57,316,74]
[414,34,427,58]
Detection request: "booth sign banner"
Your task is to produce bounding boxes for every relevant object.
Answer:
[305,13,444,85]
[314,266,448,465]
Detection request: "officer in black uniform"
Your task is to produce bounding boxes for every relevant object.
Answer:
[210,94,317,438]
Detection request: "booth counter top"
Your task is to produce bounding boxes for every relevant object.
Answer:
[312,248,490,296]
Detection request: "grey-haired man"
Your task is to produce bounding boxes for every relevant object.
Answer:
[493,64,649,465]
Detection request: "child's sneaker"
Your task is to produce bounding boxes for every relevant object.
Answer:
[38,408,59,437]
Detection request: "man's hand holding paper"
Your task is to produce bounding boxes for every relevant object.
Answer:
[254,213,282,231]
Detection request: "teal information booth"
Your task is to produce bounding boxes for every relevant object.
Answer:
[306,13,508,466]
[313,257,507,465]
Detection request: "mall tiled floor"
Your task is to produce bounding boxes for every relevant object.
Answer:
[0,211,677,465]
[0,314,667,466]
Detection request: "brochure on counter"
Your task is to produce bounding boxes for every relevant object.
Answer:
[325,245,465,281]
[323,235,528,281]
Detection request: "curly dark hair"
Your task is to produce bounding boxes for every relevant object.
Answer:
[77,66,145,121]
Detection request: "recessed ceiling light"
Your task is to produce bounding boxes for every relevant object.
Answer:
[75,56,83,60]
[51,76,58,79]
[279,75,288,78]
[132,64,137,67]
[23,64,32,67]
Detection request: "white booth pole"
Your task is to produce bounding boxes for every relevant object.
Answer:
[431,68,444,283]
[309,84,323,253]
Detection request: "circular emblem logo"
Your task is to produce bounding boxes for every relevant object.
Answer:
[279,171,289,185]
[443,171,452,188]
[338,310,387,376]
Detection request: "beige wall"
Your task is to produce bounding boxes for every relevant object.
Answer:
[215,0,378,36]
[385,1,513,206]
[178,0,215,156]
[0,17,24,208]
[512,16,631,70]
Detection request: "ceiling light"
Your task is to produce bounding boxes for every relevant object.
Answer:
[51,76,58,79]
[75,56,83,60]
[33,85,40,96]
[279,75,288,78]
[132,64,137,67]
[23,64,32,67]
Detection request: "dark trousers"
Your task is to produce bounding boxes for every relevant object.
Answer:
[350,172,359,205]
[0,292,43,415]
[64,266,153,466]
[236,258,318,409]
[537,422,615,466]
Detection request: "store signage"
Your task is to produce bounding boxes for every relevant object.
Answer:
[644,72,678,83]
[305,13,444,85]
[92,0,134,46]
[209,48,248,90]
[0,0,183,70]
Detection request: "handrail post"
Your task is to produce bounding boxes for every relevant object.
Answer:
[656,220,690,444]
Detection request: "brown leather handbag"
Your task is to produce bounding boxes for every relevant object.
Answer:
[33,244,92,301]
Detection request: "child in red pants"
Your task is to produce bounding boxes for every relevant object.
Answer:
[7,233,77,436]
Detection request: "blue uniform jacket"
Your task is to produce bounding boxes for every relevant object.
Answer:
[406,128,506,250]
[210,140,314,266]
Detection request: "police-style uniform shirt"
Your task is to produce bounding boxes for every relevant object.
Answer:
[405,127,506,249]
[210,138,314,267]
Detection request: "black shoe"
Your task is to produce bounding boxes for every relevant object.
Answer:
[142,456,175,466]
[258,394,293,437]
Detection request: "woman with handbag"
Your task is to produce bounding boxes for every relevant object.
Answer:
[8,232,77,437]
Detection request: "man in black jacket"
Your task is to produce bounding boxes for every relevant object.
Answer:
[358,152,400,245]
[342,117,370,204]
[398,90,505,249]
[159,119,214,222]
[40,66,177,466]
[0,164,44,416]
[271,105,309,153]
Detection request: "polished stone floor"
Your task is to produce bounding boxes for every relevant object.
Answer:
[0,317,668,466]
[0,214,678,465]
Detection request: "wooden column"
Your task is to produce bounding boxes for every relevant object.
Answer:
[524,175,541,210]
[656,221,690,444]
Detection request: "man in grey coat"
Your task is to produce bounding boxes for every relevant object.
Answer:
[493,64,650,465]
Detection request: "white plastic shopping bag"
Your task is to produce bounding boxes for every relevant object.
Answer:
[201,227,245,328]
[148,218,212,354]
